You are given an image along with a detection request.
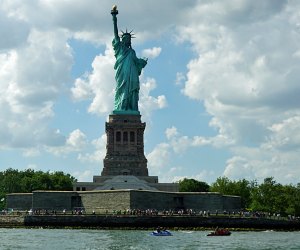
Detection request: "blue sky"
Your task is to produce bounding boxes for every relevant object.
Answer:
[1,0,300,185]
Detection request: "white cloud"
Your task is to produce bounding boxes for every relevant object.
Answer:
[23,148,41,157]
[223,148,300,184]
[147,125,232,181]
[147,143,171,174]
[139,77,167,119]
[223,156,256,181]
[0,9,30,50]
[164,126,233,154]
[66,129,87,149]
[72,170,93,182]
[71,75,94,101]
[71,45,115,115]
[174,0,300,183]
[175,72,186,86]
[266,116,300,151]
[46,129,87,156]
[142,47,161,59]
[0,28,72,149]
[180,1,300,142]
[165,126,178,140]
[77,134,106,163]
[172,170,216,184]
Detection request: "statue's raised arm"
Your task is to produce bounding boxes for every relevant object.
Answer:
[110,5,147,115]
[111,5,119,41]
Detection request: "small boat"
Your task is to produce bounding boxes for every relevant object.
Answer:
[150,230,173,236]
[207,229,231,236]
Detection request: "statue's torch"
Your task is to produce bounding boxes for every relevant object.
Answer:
[111,5,118,15]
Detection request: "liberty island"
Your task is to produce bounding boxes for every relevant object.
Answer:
[2,6,300,234]
[6,5,240,222]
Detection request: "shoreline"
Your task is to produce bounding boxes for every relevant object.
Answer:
[0,215,299,231]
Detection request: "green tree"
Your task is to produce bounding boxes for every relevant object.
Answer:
[210,177,253,208]
[210,176,233,194]
[178,178,210,192]
[0,168,77,204]
[250,177,287,214]
[1,168,22,193]
[232,179,253,208]
[295,184,300,215]
[49,171,76,191]
[276,183,300,216]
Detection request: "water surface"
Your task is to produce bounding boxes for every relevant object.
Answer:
[0,228,299,250]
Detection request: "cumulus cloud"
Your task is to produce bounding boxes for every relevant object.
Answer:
[223,156,256,181]
[139,77,168,119]
[164,125,233,154]
[223,146,300,184]
[22,148,41,158]
[147,125,227,180]
[46,129,87,156]
[175,0,300,183]
[0,9,30,50]
[172,170,216,184]
[71,46,115,114]
[142,47,161,59]
[266,116,300,151]
[181,0,300,132]
[165,126,178,140]
[0,29,72,149]
[147,143,171,174]
[66,129,87,149]
[72,170,93,182]
[175,72,186,86]
[77,134,106,163]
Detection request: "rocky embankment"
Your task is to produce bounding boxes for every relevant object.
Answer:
[0,215,299,230]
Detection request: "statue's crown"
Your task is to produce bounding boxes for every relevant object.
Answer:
[120,29,135,38]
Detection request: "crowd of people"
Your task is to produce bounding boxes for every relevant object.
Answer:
[1,208,299,221]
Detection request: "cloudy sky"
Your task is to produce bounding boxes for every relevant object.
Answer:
[1,0,300,185]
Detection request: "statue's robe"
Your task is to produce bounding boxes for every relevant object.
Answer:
[112,38,146,112]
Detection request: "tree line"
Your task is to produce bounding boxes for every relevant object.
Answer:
[0,168,76,210]
[1,168,299,216]
[178,177,300,216]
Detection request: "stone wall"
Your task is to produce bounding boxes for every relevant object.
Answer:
[32,191,78,210]
[129,191,240,212]
[0,215,25,227]
[223,195,242,211]
[80,190,131,213]
[6,190,241,213]
[179,192,223,211]
[130,191,175,210]
[6,193,32,210]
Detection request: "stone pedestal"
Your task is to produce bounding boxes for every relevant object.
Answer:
[101,114,148,176]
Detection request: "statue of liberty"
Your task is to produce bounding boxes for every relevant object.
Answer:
[111,5,147,114]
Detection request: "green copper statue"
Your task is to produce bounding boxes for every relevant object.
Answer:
[111,5,147,114]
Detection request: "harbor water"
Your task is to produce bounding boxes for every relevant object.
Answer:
[0,228,299,250]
